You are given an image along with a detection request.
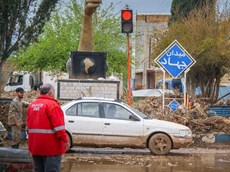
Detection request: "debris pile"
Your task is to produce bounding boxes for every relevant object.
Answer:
[0,101,11,131]
[134,96,230,135]
[189,116,230,134]
[0,90,39,102]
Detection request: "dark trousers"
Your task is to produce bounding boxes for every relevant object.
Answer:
[11,125,21,148]
[32,155,62,172]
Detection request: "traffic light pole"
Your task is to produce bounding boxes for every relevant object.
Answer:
[121,8,133,105]
[127,33,132,105]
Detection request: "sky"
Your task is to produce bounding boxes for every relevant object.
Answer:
[101,0,172,14]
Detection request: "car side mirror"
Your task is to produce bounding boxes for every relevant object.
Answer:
[129,114,140,121]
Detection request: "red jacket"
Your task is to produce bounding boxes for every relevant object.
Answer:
[27,94,68,156]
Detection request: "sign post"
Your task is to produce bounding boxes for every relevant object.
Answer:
[184,68,190,107]
[155,40,196,110]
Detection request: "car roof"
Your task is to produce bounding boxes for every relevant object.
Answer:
[75,97,121,103]
[61,97,122,107]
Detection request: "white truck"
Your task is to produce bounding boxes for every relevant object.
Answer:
[4,71,68,93]
[4,71,123,100]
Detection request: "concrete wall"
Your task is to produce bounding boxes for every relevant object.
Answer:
[57,79,120,100]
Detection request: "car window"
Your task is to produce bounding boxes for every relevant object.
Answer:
[103,103,133,120]
[77,102,100,118]
[66,102,100,118]
[66,104,77,116]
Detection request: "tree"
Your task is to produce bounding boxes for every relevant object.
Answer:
[12,0,128,81]
[170,0,216,23]
[0,0,59,86]
[153,4,230,103]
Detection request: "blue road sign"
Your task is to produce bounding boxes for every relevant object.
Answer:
[168,99,180,112]
[155,40,195,78]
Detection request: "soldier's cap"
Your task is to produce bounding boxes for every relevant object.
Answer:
[16,87,25,93]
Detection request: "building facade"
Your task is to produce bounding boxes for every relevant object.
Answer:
[134,13,170,90]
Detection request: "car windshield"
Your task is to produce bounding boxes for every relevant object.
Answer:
[122,103,151,119]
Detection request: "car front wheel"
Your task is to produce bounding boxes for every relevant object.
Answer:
[148,133,172,155]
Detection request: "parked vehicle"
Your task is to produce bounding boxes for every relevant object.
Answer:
[4,71,40,92]
[4,71,68,92]
[62,97,192,155]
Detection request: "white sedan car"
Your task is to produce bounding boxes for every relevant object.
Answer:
[62,97,192,155]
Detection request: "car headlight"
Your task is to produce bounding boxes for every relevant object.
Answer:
[179,129,192,137]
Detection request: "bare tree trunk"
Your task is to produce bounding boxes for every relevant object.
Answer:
[200,81,205,96]
[204,80,210,97]
[188,78,197,98]
[214,79,220,103]
[210,80,216,104]
[209,79,215,100]
[0,60,6,96]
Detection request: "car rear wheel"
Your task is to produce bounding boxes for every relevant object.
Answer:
[148,133,172,155]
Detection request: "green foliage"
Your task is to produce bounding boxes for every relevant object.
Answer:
[13,0,128,81]
[0,0,59,85]
[0,0,59,63]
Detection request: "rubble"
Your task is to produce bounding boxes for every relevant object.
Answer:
[134,96,230,135]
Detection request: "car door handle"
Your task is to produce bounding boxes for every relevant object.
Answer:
[104,123,110,125]
[68,120,74,123]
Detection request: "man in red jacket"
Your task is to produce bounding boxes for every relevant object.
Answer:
[27,83,70,172]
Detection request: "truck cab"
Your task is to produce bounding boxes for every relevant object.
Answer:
[4,71,37,92]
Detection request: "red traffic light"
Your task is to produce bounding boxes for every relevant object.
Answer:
[122,10,132,20]
[121,10,133,34]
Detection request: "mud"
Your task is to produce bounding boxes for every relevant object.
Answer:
[1,147,230,171]
[61,149,230,172]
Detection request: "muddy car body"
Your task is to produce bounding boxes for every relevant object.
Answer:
[62,97,192,155]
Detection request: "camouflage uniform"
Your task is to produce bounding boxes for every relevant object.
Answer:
[8,97,28,148]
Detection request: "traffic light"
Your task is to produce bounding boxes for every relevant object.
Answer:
[121,10,133,34]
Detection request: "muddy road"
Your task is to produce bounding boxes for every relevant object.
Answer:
[61,148,230,172]
[2,147,229,172]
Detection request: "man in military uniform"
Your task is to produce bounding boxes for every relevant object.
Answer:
[8,87,29,148]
